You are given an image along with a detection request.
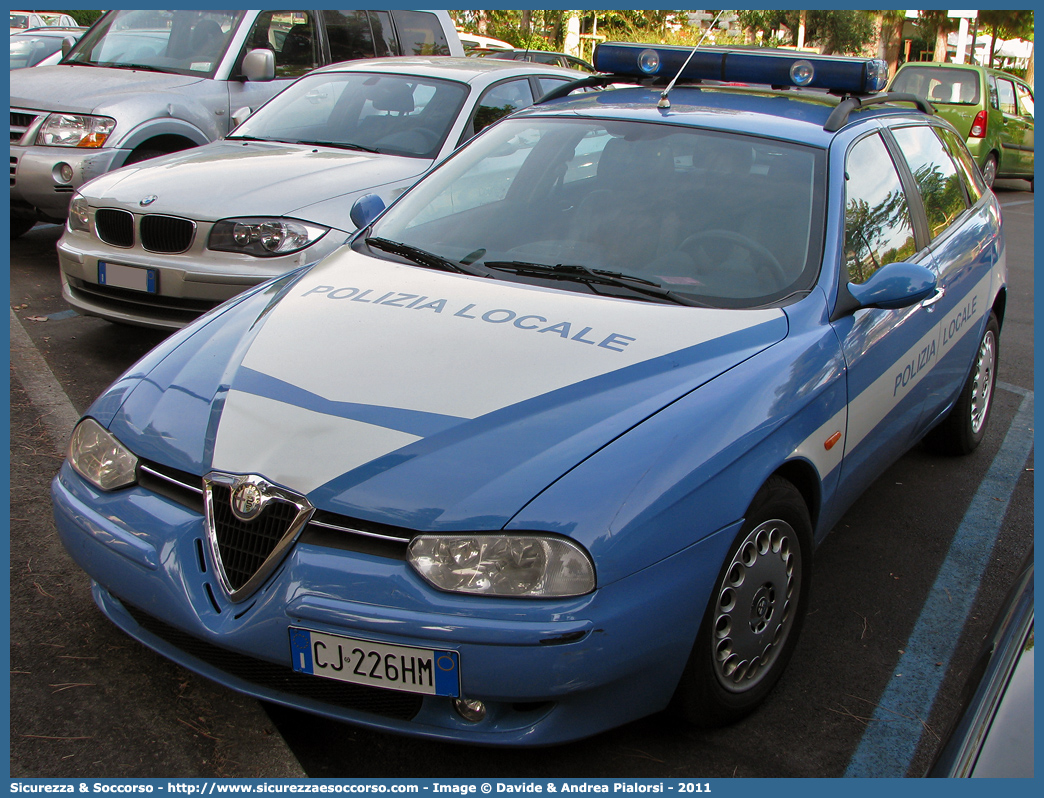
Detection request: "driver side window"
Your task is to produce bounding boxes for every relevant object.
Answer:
[843,133,916,284]
[244,11,317,78]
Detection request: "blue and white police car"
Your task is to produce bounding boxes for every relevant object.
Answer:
[53,43,1006,745]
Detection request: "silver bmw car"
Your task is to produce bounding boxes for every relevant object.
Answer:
[57,56,585,329]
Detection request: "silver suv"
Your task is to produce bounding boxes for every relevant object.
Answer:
[10,8,462,237]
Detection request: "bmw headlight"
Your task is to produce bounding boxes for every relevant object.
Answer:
[68,418,138,491]
[407,535,595,598]
[208,217,329,257]
[68,193,90,233]
[36,114,116,148]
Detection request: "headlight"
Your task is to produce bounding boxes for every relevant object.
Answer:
[208,217,329,257]
[407,535,595,598]
[36,113,116,148]
[68,193,90,232]
[68,418,137,491]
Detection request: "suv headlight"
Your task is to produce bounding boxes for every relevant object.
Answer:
[407,535,595,598]
[209,217,329,257]
[68,418,137,491]
[36,114,116,148]
[68,193,90,232]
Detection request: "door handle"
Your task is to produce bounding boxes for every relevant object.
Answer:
[921,286,945,310]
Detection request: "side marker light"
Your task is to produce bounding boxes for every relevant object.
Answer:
[824,431,843,451]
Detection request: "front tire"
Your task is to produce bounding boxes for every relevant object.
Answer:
[672,476,812,727]
[924,312,999,455]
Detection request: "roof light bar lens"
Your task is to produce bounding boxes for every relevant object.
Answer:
[864,59,888,92]
[637,48,660,74]
[790,60,814,86]
[594,42,889,95]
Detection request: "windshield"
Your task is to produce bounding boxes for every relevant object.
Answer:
[891,66,981,106]
[232,71,469,160]
[10,14,29,29]
[64,9,243,77]
[370,117,826,309]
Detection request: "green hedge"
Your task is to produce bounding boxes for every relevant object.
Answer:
[60,10,104,28]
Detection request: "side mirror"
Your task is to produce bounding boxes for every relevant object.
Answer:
[61,36,76,57]
[350,194,386,230]
[231,107,252,128]
[848,261,938,310]
[242,49,275,82]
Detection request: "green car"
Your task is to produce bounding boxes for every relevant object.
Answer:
[889,61,1034,190]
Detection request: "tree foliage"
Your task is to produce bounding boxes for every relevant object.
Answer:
[736,10,876,54]
[57,10,104,27]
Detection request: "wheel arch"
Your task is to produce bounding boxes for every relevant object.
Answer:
[992,287,1007,332]
[771,459,821,537]
[115,119,212,166]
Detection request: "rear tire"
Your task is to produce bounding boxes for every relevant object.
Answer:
[924,312,999,456]
[671,476,812,727]
[981,153,998,189]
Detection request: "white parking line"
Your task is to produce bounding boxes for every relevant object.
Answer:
[9,308,81,455]
[845,382,1034,777]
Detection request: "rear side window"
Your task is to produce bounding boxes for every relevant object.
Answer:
[1013,82,1034,117]
[891,66,980,105]
[891,125,968,240]
[389,10,451,56]
[323,10,377,62]
[468,79,535,139]
[936,127,986,203]
[844,133,916,284]
[996,78,1017,115]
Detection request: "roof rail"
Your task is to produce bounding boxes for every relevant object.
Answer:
[536,75,617,104]
[824,92,934,132]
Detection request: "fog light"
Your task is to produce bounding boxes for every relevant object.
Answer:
[53,162,74,184]
[453,698,487,723]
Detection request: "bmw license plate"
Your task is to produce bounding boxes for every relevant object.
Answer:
[289,627,460,697]
[98,261,158,293]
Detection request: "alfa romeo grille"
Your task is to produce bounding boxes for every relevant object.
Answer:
[96,209,134,247]
[141,215,194,253]
[204,474,313,602]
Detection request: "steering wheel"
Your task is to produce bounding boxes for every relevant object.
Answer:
[680,229,786,285]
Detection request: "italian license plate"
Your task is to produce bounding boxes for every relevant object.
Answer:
[289,627,460,697]
[98,261,158,293]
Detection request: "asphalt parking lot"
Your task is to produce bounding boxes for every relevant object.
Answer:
[8,181,1034,778]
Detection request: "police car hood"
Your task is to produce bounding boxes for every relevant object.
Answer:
[109,250,788,531]
[10,65,205,114]
[82,140,429,226]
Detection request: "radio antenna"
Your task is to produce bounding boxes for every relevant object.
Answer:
[659,9,726,109]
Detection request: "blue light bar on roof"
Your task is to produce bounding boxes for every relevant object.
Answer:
[594,42,889,95]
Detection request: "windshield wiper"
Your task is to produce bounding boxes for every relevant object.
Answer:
[103,63,182,74]
[226,135,278,143]
[294,139,381,153]
[483,261,708,307]
[366,238,490,277]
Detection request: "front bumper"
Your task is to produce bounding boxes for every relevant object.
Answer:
[52,461,735,745]
[58,225,346,330]
[10,142,124,223]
